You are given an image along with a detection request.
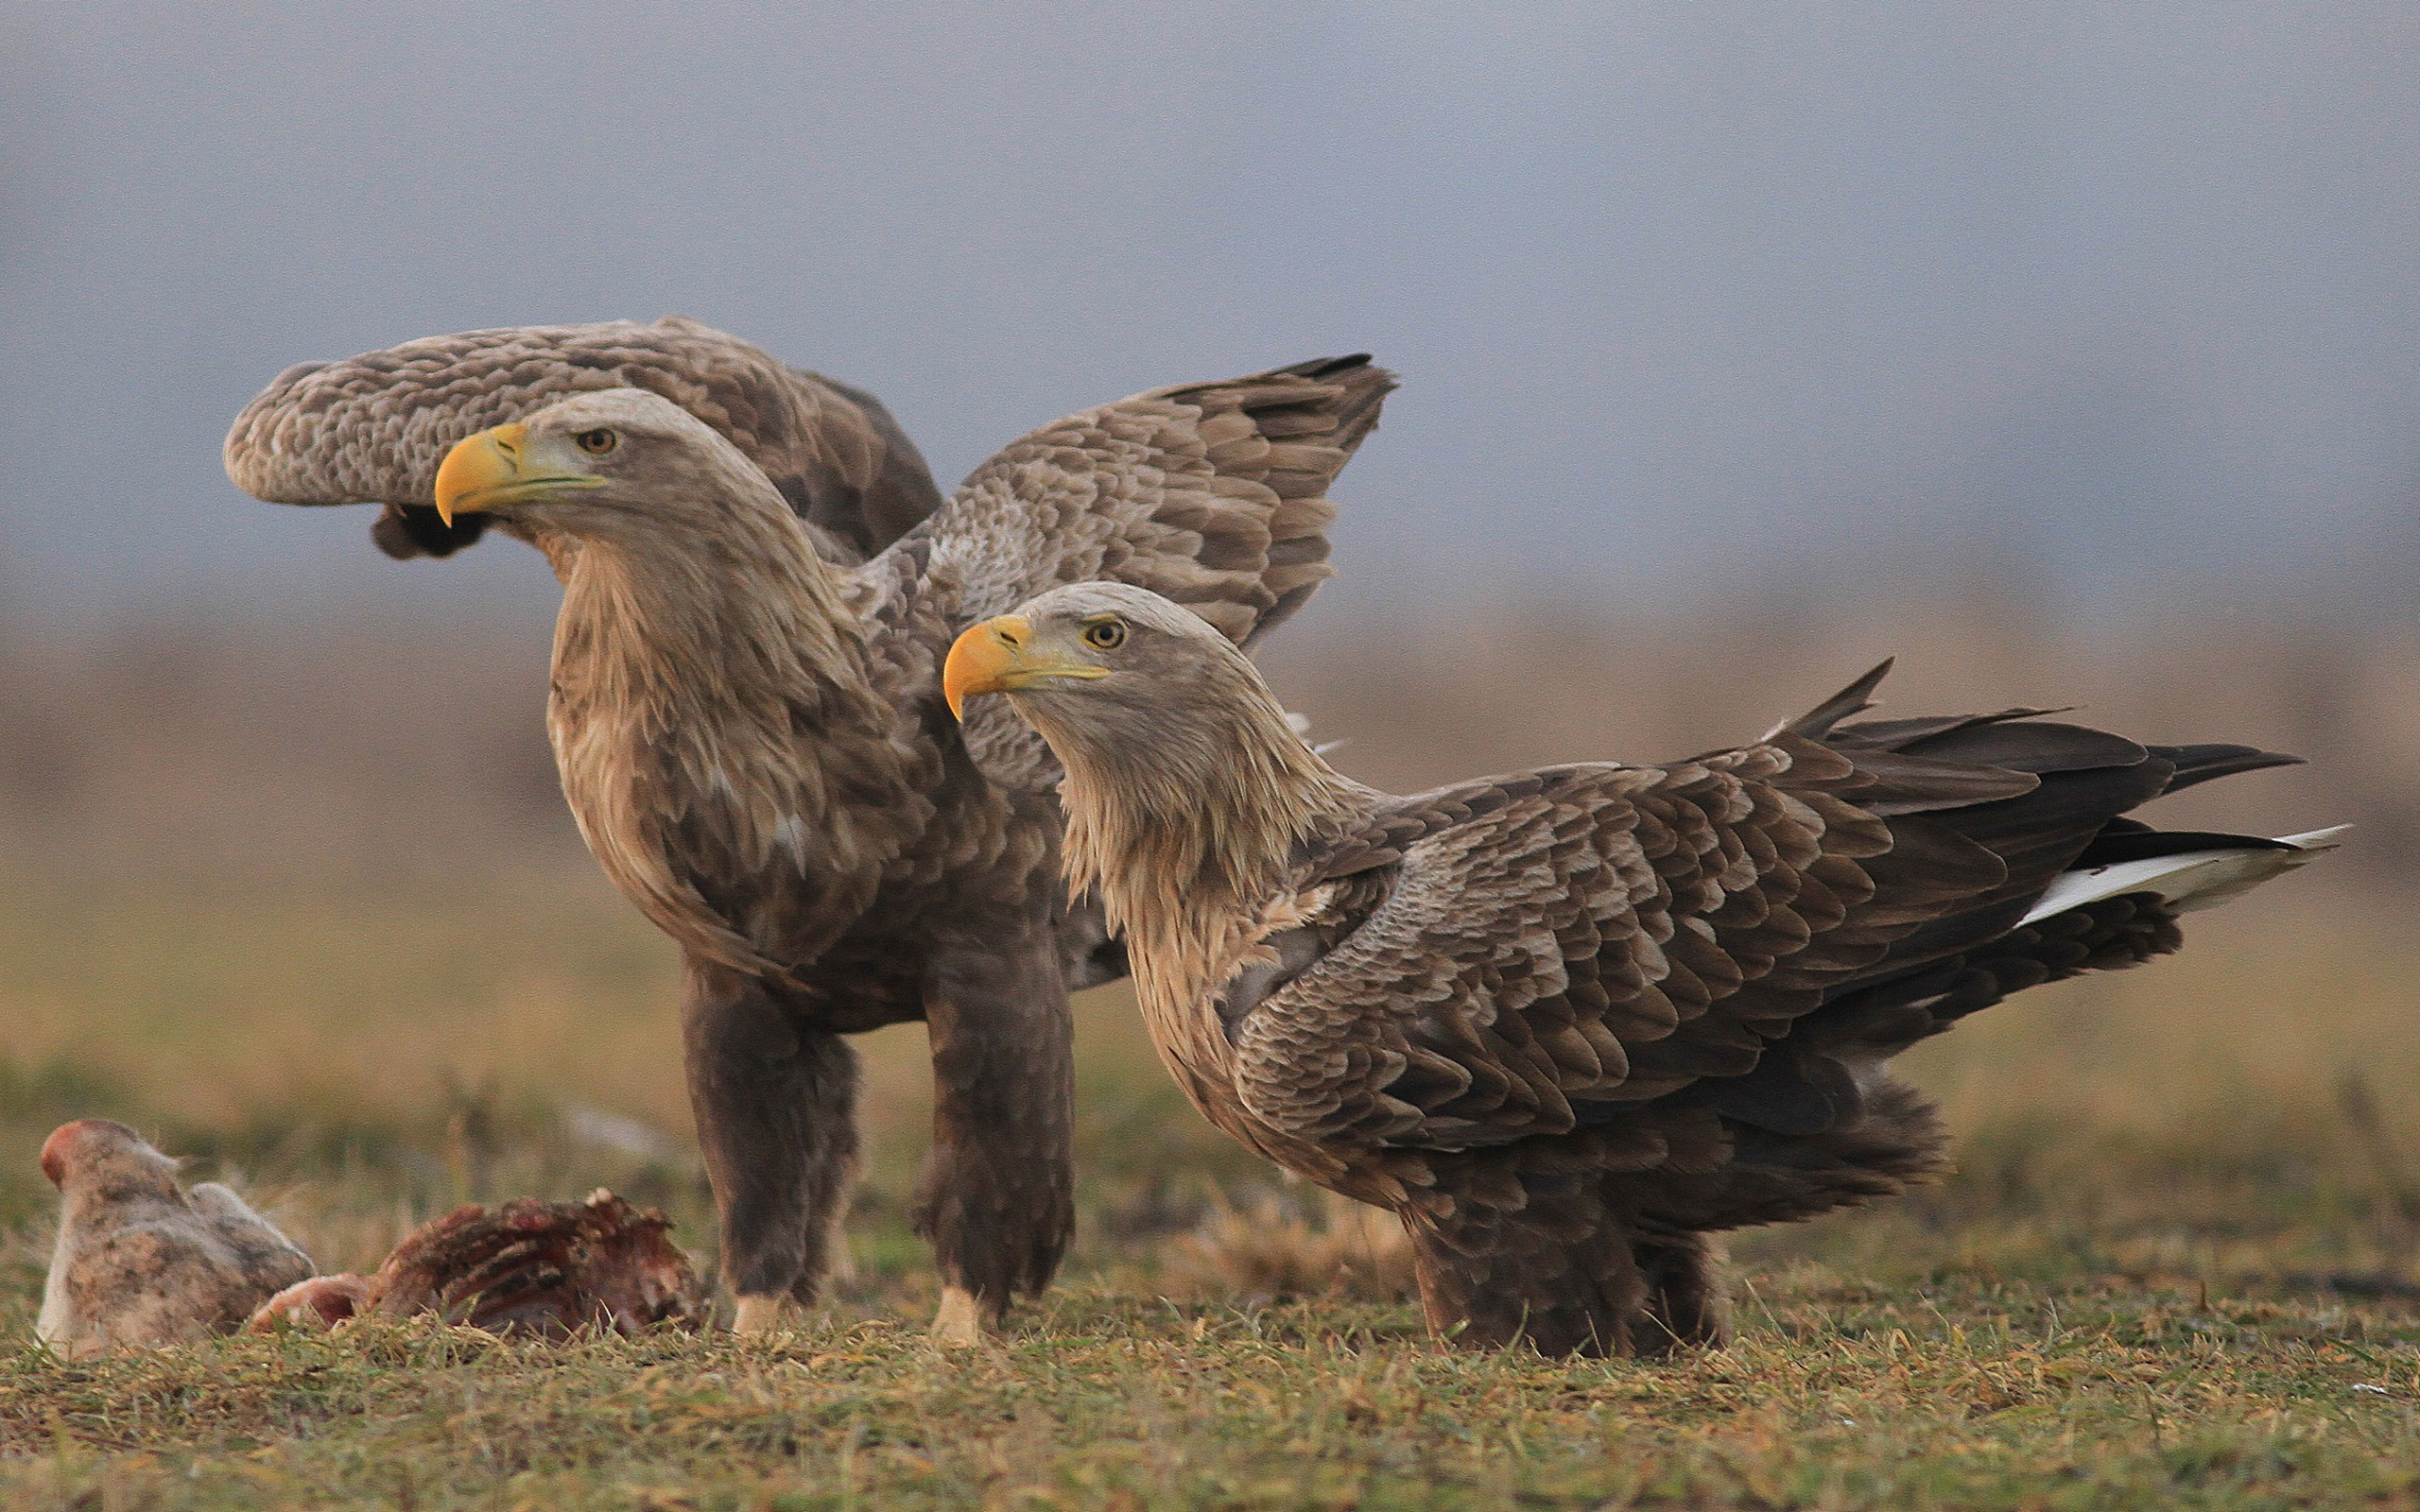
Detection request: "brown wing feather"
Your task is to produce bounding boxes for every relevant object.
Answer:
[1233,747,1919,1150]
[222,316,942,562]
[915,353,1391,637]
[879,354,1395,792]
[1229,671,2282,1157]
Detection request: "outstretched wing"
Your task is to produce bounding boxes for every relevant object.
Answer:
[223,316,942,562]
[1224,666,2300,1154]
[865,354,1394,790]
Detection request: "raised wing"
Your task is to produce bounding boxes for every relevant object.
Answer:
[1224,667,2296,1153]
[223,316,941,562]
[869,354,1394,789]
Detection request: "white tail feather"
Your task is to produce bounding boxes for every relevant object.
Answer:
[2020,825,2347,926]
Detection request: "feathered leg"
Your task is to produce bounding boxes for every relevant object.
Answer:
[1398,1121,1735,1358]
[1629,1231,1733,1355]
[1401,1149,1651,1359]
[683,957,861,1333]
[1402,1203,1647,1358]
[917,917,1076,1343]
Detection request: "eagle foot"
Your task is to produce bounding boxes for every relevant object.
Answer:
[732,1294,811,1337]
[930,1285,987,1347]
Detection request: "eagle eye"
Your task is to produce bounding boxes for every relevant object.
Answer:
[573,428,618,456]
[1081,619,1128,651]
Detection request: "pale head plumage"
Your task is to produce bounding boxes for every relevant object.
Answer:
[985,583,1269,737]
[953,582,1369,1034]
[433,387,802,555]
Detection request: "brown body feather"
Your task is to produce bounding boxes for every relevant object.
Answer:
[227,345,1394,1325]
[965,585,2327,1358]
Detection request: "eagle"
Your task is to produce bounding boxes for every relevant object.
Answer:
[225,332,1393,1339]
[942,583,2340,1358]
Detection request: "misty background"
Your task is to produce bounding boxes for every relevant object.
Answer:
[0,5,2414,886]
[6,4,2418,619]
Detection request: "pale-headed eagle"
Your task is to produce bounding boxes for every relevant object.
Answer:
[226,329,1392,1338]
[945,583,2340,1358]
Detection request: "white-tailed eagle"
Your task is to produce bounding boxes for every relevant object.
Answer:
[944,582,2339,1357]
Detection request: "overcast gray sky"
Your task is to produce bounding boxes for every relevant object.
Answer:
[3,3,2416,624]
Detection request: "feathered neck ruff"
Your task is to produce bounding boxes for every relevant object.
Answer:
[547,490,880,743]
[1037,664,1371,1016]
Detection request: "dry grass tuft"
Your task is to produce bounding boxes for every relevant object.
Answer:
[1155,1186,1418,1305]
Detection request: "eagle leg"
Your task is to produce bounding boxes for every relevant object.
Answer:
[915,918,1077,1339]
[1402,1158,1655,1360]
[682,958,861,1332]
[1629,1231,1734,1355]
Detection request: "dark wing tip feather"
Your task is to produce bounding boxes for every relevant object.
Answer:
[2074,828,2298,867]
[1851,717,2149,777]
[1160,353,1399,461]
[1784,659,1895,739]
[1780,689,2308,1057]
[1297,356,1396,456]
[2154,743,2303,794]
[1179,354,1395,644]
[1277,352,1375,378]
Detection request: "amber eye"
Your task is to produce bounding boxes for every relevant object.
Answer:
[573,428,618,456]
[1081,619,1127,651]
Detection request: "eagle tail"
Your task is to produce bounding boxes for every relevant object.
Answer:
[2020,824,2345,925]
[1703,677,2340,1144]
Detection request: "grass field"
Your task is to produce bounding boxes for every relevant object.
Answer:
[5,875,2420,1508]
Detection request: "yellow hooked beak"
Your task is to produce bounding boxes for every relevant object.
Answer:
[432,422,604,524]
[942,615,1109,719]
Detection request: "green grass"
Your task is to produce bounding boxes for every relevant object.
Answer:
[7,1272,2419,1509]
[5,876,2420,1508]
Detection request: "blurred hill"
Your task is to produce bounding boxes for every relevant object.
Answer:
[0,609,569,887]
[0,589,2397,890]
